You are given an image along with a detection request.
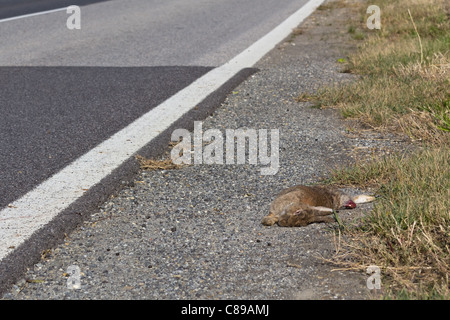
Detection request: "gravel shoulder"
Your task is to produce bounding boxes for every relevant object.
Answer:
[2,0,412,300]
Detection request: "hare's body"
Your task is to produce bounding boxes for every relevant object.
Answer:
[262,185,374,227]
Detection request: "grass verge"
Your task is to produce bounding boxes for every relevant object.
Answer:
[315,0,449,145]
[309,0,449,298]
[327,148,449,298]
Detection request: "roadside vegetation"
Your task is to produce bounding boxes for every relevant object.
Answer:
[308,0,449,298]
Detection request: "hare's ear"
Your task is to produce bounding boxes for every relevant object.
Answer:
[352,195,376,204]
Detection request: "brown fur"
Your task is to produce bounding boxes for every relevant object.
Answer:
[262,185,357,227]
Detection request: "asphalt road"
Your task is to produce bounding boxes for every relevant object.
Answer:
[0,0,310,208]
[1,0,310,66]
[0,0,109,20]
[0,66,213,209]
[0,0,317,295]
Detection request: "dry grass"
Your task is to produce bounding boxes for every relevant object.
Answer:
[316,50,449,144]
[136,155,185,171]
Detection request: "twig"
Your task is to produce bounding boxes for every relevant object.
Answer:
[287,261,303,269]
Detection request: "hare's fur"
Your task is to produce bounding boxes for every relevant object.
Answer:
[262,185,374,227]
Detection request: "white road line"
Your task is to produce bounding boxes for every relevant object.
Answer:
[0,0,325,260]
[0,7,67,23]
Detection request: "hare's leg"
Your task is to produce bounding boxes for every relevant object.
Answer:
[262,212,279,226]
[308,206,333,214]
[305,206,335,224]
[274,205,334,227]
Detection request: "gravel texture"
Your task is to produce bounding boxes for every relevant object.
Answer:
[2,0,412,300]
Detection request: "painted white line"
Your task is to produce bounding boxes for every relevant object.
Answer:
[0,7,67,23]
[0,0,325,260]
